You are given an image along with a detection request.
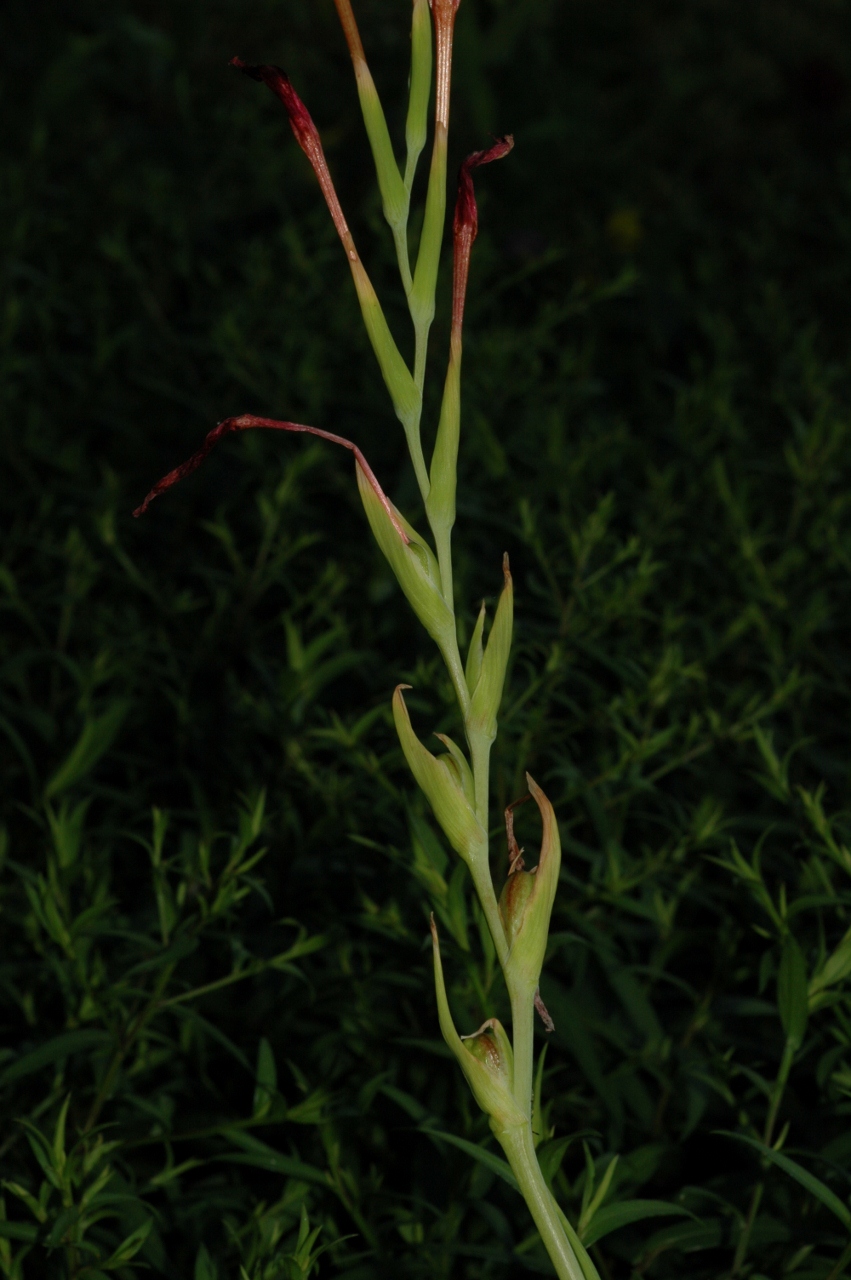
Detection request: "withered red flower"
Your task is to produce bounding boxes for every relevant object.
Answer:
[230,58,359,263]
[451,136,514,338]
[133,414,408,544]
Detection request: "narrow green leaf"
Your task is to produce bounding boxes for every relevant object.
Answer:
[194,1243,218,1280]
[44,1203,80,1248]
[640,1219,724,1256]
[579,1154,620,1236]
[422,1128,519,1191]
[52,1095,71,1174]
[537,1136,575,1187]
[718,1132,851,1229]
[810,924,851,1008]
[582,1199,692,1247]
[217,1130,328,1187]
[253,1037,277,1118]
[778,935,809,1049]
[101,1218,153,1269]
[44,701,129,798]
[380,1083,431,1124]
[404,0,431,188]
[0,1221,38,1242]
[0,1030,110,1086]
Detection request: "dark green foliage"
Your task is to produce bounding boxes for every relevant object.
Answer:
[3,0,851,1275]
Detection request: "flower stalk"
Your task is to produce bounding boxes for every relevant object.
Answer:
[135,6,598,1276]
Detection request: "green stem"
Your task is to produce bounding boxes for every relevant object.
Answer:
[409,122,448,389]
[441,632,470,722]
[826,1237,851,1280]
[471,860,508,971]
[730,1181,763,1279]
[413,320,429,397]
[393,225,413,296]
[83,960,176,1133]
[509,981,536,1119]
[730,1037,795,1277]
[469,733,491,829]
[400,402,430,502]
[764,1039,795,1144]
[434,525,453,611]
[498,1123,600,1280]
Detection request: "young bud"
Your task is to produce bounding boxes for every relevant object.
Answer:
[392,687,487,870]
[433,732,476,809]
[465,601,486,695]
[468,556,513,743]
[431,916,526,1131]
[405,0,432,182]
[499,775,561,1000]
[331,0,407,231]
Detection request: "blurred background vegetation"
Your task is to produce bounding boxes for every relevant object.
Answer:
[4,0,851,1275]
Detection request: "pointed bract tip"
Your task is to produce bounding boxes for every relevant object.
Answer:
[502,552,511,583]
[525,771,537,791]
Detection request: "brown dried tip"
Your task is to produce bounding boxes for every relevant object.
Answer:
[534,989,555,1033]
[504,791,532,874]
[132,414,408,544]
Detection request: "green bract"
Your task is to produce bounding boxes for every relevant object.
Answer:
[500,776,562,997]
[392,687,486,871]
[468,559,514,743]
[431,918,526,1132]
